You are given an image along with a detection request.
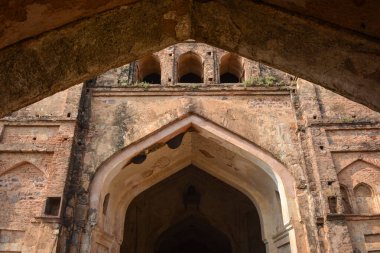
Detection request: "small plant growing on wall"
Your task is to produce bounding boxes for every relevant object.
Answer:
[339,116,352,123]
[262,75,277,86]
[133,81,150,89]
[243,78,255,87]
[191,83,200,90]
[243,75,278,87]
[118,79,129,86]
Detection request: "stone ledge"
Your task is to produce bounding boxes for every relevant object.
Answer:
[34,216,61,223]
[0,144,55,153]
[91,86,292,97]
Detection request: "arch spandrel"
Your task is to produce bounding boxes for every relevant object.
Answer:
[87,92,304,185]
[89,114,303,253]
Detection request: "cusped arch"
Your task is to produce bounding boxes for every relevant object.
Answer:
[89,114,301,252]
[354,182,373,197]
[354,182,377,214]
[177,52,203,83]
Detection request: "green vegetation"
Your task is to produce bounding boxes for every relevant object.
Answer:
[190,83,200,90]
[243,75,278,87]
[339,116,352,123]
[133,81,150,89]
[118,79,129,86]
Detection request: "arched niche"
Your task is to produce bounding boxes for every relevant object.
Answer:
[88,115,303,253]
[354,183,377,214]
[0,162,47,228]
[177,52,203,83]
[137,55,161,84]
[219,53,244,83]
[337,159,380,214]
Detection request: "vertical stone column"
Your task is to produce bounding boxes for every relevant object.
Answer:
[203,49,216,85]
[297,79,353,253]
[159,46,175,86]
[243,59,260,81]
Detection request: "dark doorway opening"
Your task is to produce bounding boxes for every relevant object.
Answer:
[220,72,239,83]
[120,165,265,253]
[179,73,202,83]
[143,73,161,84]
[155,216,232,253]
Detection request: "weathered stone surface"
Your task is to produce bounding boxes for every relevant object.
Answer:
[0,84,82,252]
[0,0,188,118]
[1,43,380,253]
[0,0,379,118]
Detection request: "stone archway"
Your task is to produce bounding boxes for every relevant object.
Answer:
[120,165,265,253]
[88,114,303,253]
[1,0,379,117]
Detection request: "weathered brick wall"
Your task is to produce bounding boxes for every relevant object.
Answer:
[0,84,82,252]
[296,79,380,253]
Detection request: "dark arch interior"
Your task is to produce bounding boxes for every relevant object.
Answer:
[143,73,161,84]
[155,216,232,253]
[120,165,265,253]
[219,53,243,84]
[179,73,202,83]
[137,55,161,84]
[177,52,203,83]
[220,72,239,83]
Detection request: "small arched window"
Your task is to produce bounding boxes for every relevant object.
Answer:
[177,52,203,83]
[137,55,161,84]
[219,53,243,83]
[354,183,376,214]
[340,185,352,214]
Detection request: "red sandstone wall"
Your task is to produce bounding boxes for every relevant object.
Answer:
[0,84,82,252]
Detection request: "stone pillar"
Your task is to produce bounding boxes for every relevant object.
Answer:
[158,46,175,86]
[203,49,216,85]
[243,59,260,81]
[297,79,353,253]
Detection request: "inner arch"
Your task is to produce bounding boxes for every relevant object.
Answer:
[154,216,233,253]
[120,165,265,253]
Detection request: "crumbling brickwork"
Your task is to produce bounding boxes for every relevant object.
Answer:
[0,84,82,252]
[1,42,379,253]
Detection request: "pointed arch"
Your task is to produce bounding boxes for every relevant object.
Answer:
[338,159,380,175]
[88,114,301,252]
[177,52,203,83]
[354,183,377,214]
[0,161,47,228]
[0,161,46,177]
[136,54,161,84]
[219,53,244,83]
